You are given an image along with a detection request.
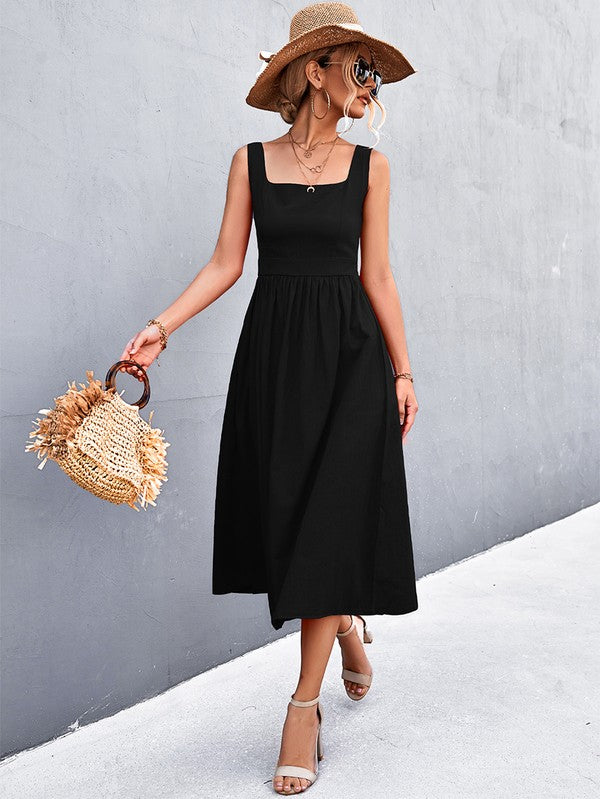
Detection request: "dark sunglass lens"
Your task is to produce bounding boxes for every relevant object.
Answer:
[353,57,369,84]
[369,70,382,96]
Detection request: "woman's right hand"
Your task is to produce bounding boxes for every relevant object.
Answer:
[118,325,164,381]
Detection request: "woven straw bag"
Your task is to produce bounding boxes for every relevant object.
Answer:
[25,360,170,511]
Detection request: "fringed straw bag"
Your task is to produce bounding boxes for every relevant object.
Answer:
[25,360,170,511]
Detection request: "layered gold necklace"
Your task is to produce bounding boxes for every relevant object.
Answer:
[287,130,341,193]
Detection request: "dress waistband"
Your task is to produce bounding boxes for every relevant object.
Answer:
[258,255,359,277]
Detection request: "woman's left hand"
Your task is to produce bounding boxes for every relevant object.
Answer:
[395,379,418,441]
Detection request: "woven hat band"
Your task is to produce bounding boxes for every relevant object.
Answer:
[289,21,364,41]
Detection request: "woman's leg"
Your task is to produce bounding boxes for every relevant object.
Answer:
[273,615,342,794]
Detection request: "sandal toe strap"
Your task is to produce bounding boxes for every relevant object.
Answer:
[341,667,372,686]
[273,765,316,782]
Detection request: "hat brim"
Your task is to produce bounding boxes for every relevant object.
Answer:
[246,25,416,112]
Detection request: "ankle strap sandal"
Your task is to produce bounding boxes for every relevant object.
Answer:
[336,615,374,701]
[272,694,324,791]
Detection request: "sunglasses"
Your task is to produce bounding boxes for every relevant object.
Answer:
[320,55,383,97]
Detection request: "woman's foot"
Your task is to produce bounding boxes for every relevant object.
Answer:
[273,698,320,793]
[337,615,373,697]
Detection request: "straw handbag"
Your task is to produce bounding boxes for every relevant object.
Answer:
[25,360,170,511]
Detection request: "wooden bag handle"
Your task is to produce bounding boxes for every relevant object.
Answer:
[104,360,151,409]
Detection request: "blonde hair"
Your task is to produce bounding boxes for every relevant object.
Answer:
[276,42,386,145]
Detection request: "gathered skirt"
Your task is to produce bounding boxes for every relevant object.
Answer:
[212,272,419,630]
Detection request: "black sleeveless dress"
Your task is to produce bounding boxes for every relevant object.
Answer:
[212,141,419,631]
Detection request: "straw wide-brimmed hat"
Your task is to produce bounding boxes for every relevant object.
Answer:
[246,2,416,112]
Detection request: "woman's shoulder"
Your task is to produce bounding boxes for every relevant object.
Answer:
[226,143,257,188]
[231,141,267,165]
[366,146,388,165]
[367,147,389,174]
[364,147,390,193]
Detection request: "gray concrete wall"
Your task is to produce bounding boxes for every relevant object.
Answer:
[1,0,598,760]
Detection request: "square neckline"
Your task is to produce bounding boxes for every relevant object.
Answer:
[259,141,360,187]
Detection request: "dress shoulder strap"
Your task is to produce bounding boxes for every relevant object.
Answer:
[355,144,373,197]
[246,142,263,210]
[247,142,263,184]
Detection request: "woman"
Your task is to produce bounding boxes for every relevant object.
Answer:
[119,3,419,793]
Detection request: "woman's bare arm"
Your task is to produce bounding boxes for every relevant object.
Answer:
[119,145,253,374]
[150,144,253,336]
[359,149,418,436]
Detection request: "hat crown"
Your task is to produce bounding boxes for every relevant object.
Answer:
[289,2,362,42]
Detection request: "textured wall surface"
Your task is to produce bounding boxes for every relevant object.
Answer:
[1,1,598,758]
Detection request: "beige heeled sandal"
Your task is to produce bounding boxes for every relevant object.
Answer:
[336,614,374,701]
[272,694,324,793]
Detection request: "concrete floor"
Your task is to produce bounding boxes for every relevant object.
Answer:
[1,504,598,799]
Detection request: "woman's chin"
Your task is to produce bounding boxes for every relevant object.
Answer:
[339,101,369,120]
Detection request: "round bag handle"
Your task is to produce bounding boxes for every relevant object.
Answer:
[104,360,151,409]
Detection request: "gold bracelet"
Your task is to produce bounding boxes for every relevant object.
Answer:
[146,318,168,351]
[393,371,413,383]
[146,318,168,366]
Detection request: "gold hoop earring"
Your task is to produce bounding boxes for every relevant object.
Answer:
[311,87,330,119]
